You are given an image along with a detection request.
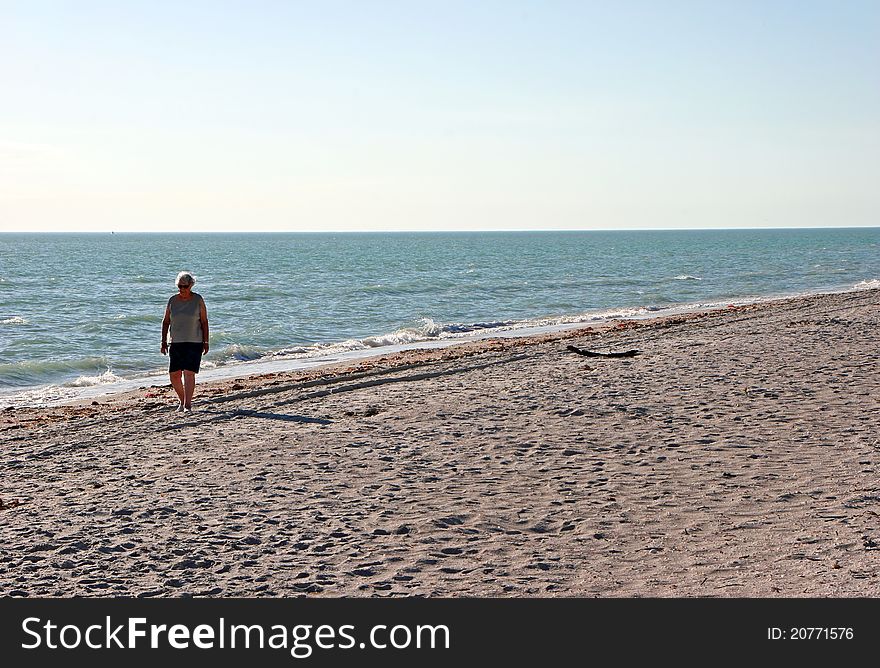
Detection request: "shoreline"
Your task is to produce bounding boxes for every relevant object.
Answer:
[4,282,878,410]
[2,287,879,597]
[1,290,826,419]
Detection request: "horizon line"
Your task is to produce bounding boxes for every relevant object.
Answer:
[1,225,879,235]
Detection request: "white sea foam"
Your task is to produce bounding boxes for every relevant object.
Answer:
[673,275,702,281]
[67,369,123,387]
[0,385,72,407]
[1,316,27,325]
[224,343,266,361]
[358,320,447,347]
[272,345,317,356]
[853,279,880,290]
[361,329,427,347]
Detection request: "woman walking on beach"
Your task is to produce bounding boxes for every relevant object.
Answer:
[161,271,209,412]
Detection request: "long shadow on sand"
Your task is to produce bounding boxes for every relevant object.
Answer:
[226,409,332,424]
[156,408,332,431]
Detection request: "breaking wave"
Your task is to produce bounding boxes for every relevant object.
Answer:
[66,369,124,387]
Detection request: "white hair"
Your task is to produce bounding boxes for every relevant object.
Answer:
[175,271,195,287]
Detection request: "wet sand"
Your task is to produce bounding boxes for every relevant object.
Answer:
[1,289,879,597]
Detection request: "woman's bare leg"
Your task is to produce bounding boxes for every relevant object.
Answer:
[169,371,185,408]
[183,370,196,409]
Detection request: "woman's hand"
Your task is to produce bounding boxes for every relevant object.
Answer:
[161,342,168,355]
[203,341,209,354]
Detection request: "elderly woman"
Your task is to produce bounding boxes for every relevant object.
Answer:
[161,271,209,412]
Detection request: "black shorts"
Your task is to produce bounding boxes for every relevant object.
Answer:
[169,342,203,373]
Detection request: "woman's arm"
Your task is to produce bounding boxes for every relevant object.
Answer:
[200,298,209,354]
[161,304,171,354]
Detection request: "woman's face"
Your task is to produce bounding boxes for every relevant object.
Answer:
[178,282,193,295]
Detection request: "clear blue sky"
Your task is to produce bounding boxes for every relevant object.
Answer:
[1,0,877,231]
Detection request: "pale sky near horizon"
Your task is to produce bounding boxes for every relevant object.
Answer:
[1,1,878,232]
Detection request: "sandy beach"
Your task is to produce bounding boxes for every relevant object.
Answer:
[1,289,878,597]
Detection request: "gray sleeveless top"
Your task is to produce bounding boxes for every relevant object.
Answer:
[168,293,205,343]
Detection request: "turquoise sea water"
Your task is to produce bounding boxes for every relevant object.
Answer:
[1,229,878,405]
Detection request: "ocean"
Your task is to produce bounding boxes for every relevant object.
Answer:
[1,228,878,407]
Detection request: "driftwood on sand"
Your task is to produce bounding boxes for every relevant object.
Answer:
[566,345,640,358]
